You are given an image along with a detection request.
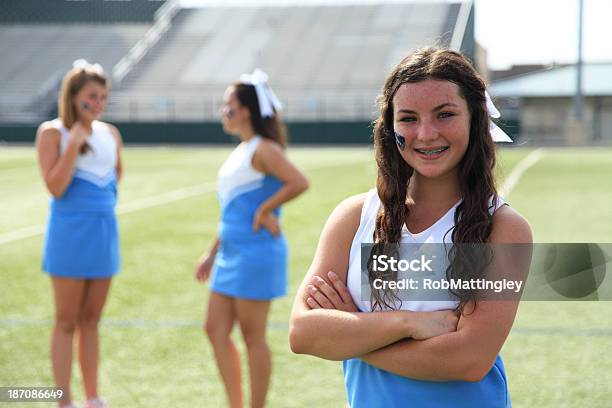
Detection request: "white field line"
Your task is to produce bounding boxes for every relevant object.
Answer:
[0,157,369,246]
[116,182,217,214]
[1,318,612,337]
[0,225,46,245]
[499,148,544,198]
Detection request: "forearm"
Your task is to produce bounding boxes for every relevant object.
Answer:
[290,309,411,361]
[201,236,220,259]
[259,182,307,213]
[210,237,220,255]
[361,331,489,382]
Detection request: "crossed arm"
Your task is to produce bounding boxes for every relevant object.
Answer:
[289,195,532,382]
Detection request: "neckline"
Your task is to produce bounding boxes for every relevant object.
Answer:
[402,200,461,236]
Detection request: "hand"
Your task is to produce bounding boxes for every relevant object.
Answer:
[253,207,281,236]
[194,255,215,283]
[305,271,358,312]
[408,310,459,340]
[67,122,90,151]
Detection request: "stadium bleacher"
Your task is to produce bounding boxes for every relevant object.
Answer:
[0,24,152,122]
[0,1,473,124]
[110,2,467,121]
[0,0,164,123]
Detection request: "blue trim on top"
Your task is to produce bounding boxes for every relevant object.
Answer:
[220,178,264,208]
[73,168,116,188]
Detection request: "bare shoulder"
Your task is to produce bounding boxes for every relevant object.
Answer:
[36,121,61,144]
[37,121,61,137]
[252,138,290,173]
[324,192,369,236]
[257,137,284,156]
[311,192,369,280]
[490,205,532,244]
[333,193,368,219]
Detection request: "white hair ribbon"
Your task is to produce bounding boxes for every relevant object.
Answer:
[239,68,283,118]
[73,59,105,75]
[485,91,512,143]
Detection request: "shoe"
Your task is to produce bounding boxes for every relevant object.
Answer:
[83,397,108,408]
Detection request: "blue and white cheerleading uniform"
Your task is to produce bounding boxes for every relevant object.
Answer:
[343,189,510,408]
[42,119,120,279]
[210,136,288,300]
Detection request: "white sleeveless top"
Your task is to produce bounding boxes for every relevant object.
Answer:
[347,189,505,312]
[52,118,117,187]
[217,136,264,207]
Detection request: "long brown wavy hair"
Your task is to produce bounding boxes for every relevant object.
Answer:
[233,83,287,148]
[370,47,497,312]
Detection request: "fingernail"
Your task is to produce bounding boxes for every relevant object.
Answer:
[308,285,316,293]
[328,271,337,279]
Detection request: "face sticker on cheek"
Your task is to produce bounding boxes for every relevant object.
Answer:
[394,132,406,151]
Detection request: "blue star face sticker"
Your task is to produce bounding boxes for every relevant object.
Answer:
[394,132,406,150]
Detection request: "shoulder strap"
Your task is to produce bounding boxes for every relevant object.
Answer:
[50,118,69,150]
[354,189,381,244]
[489,195,508,215]
[361,189,380,224]
[245,136,263,158]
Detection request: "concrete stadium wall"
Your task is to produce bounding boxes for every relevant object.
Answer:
[0,121,376,145]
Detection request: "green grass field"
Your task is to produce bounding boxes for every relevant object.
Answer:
[1,146,611,407]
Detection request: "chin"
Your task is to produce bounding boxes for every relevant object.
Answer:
[411,163,454,179]
[415,170,445,179]
[82,113,100,121]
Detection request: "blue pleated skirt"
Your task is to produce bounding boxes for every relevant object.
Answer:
[210,226,287,300]
[42,176,120,279]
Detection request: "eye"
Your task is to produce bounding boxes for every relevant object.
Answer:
[398,116,416,123]
[438,111,455,119]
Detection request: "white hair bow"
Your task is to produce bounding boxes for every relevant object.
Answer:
[73,59,105,75]
[485,91,512,143]
[239,68,283,118]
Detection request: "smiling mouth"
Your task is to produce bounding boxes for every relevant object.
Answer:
[415,147,449,156]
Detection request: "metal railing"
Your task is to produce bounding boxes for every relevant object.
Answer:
[0,91,380,123]
[112,0,181,84]
[102,92,379,122]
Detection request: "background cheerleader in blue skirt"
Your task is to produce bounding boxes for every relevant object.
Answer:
[195,69,309,408]
[35,60,123,408]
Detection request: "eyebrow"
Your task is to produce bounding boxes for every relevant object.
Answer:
[397,103,459,114]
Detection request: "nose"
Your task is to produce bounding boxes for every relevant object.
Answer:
[416,119,439,143]
[220,105,231,117]
[90,96,105,110]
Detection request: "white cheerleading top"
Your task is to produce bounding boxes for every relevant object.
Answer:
[217,136,265,207]
[52,118,117,187]
[346,189,505,313]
